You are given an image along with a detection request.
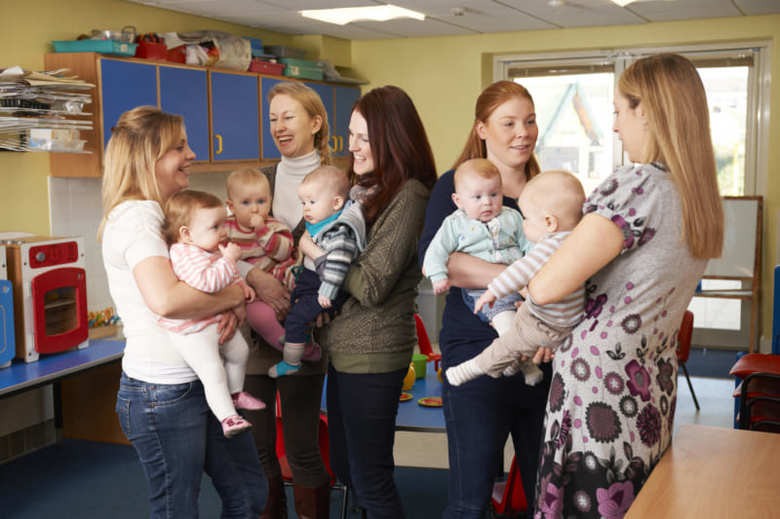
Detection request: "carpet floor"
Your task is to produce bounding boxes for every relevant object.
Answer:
[684,347,741,379]
[0,438,450,518]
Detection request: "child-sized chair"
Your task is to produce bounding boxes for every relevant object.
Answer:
[274,396,350,518]
[676,310,699,410]
[415,313,441,370]
[489,455,528,518]
[730,353,780,432]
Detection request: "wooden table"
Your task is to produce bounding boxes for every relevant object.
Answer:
[626,424,780,518]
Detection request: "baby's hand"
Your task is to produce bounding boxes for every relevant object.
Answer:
[220,242,242,263]
[243,283,256,303]
[432,278,450,295]
[249,214,265,230]
[318,294,332,309]
[474,290,497,314]
[519,287,529,299]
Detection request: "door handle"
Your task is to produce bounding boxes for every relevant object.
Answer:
[215,134,223,155]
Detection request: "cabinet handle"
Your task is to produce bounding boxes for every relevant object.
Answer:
[215,134,223,155]
[329,135,337,152]
[339,136,344,152]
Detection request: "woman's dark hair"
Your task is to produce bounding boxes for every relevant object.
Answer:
[348,86,437,224]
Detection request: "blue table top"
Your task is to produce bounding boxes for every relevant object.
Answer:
[0,338,125,397]
[322,361,445,433]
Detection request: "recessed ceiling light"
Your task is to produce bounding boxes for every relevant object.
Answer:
[299,4,426,26]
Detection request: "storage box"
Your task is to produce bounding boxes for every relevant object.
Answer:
[249,59,285,76]
[53,40,138,56]
[264,45,306,59]
[135,41,167,60]
[279,58,324,80]
[167,45,186,63]
[283,65,323,80]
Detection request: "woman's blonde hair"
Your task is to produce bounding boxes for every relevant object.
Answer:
[619,53,723,259]
[98,106,185,238]
[267,82,331,166]
[453,80,540,181]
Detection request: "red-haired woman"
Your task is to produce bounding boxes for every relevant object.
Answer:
[419,80,550,518]
[299,85,437,518]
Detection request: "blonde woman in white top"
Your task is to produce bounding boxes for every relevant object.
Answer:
[100,106,266,518]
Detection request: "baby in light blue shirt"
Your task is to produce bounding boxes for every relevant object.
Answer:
[422,158,528,337]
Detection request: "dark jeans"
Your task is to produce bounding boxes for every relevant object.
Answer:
[441,354,550,519]
[286,268,349,343]
[116,372,267,518]
[327,363,406,519]
[243,373,330,488]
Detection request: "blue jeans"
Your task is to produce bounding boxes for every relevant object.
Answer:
[441,350,550,519]
[116,372,267,518]
[327,364,406,519]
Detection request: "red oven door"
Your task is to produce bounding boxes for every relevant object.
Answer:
[31,267,88,354]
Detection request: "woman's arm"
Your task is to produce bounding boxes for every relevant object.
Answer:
[447,253,508,289]
[244,264,290,317]
[528,213,623,305]
[134,256,244,320]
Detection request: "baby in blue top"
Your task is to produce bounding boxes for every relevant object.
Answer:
[422,158,528,344]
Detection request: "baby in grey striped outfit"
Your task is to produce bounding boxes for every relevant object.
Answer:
[446,170,586,386]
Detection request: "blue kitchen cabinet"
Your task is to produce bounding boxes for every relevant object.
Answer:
[159,67,210,161]
[260,76,285,160]
[332,85,361,157]
[100,60,157,149]
[211,72,260,161]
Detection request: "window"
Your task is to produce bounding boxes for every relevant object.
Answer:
[495,43,770,350]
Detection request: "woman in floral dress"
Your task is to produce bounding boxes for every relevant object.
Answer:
[526,54,724,518]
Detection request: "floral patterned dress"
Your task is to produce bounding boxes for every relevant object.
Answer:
[533,163,707,519]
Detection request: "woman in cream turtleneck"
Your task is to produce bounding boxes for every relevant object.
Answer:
[242,81,332,519]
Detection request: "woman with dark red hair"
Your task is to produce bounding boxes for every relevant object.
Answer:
[299,85,436,518]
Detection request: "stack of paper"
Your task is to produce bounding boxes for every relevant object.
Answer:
[0,66,94,152]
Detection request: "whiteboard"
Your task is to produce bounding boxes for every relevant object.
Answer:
[704,197,761,278]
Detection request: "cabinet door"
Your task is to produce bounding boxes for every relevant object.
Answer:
[100,60,157,149]
[260,76,285,160]
[211,72,260,161]
[159,67,209,161]
[333,86,361,157]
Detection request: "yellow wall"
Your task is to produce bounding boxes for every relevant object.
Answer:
[0,0,291,235]
[351,14,780,347]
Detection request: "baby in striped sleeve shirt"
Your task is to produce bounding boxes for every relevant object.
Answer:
[160,190,265,438]
[446,170,586,387]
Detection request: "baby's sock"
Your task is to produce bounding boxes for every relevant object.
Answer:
[246,301,285,350]
[446,358,484,386]
[268,343,304,378]
[519,362,544,386]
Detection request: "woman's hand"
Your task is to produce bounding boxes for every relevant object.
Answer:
[216,310,240,344]
[245,266,290,319]
[299,231,326,260]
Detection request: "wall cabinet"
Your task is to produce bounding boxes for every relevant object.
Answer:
[43,53,360,177]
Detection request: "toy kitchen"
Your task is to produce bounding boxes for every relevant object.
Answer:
[0,233,89,364]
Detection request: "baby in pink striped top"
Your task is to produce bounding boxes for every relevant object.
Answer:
[160,189,266,438]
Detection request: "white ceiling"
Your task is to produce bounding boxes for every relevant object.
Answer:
[126,0,780,40]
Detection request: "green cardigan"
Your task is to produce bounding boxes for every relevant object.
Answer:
[318,178,431,373]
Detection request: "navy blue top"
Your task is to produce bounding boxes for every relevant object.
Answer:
[419,170,525,367]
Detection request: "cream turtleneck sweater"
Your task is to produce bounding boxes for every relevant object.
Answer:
[272,150,321,231]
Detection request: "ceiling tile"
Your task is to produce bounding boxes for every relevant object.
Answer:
[732,0,780,15]
[628,0,741,21]
[390,0,557,32]
[500,0,646,28]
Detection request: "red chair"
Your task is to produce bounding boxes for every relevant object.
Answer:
[489,455,528,518]
[676,310,700,411]
[274,396,350,518]
[415,313,441,370]
[730,353,780,432]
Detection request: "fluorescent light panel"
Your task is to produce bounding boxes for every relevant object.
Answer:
[299,4,425,26]
[611,0,635,6]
